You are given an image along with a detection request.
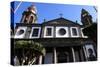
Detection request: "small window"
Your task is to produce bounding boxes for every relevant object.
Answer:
[70,27,79,37]
[30,27,41,38]
[17,29,25,35]
[44,26,54,38]
[24,15,29,23]
[32,28,39,37]
[46,28,52,36]
[72,28,77,36]
[14,27,27,38]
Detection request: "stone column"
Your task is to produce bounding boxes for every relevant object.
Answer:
[83,46,88,61]
[54,48,57,63]
[71,47,76,62]
[39,55,42,64]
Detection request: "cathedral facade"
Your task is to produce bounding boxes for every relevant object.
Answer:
[11,3,97,65]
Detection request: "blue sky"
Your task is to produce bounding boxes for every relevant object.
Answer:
[11,1,97,25]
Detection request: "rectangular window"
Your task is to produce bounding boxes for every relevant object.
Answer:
[30,27,41,38]
[72,28,77,36]
[44,26,54,38]
[70,27,79,37]
[46,28,52,36]
[32,28,39,37]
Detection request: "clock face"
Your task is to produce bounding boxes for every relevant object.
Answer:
[17,29,25,35]
[58,28,66,36]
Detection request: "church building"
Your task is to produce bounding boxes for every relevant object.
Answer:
[11,4,97,65]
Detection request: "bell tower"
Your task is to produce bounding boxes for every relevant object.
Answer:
[20,5,37,24]
[14,5,37,38]
[81,9,93,27]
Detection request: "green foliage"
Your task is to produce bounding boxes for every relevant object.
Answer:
[14,40,45,56]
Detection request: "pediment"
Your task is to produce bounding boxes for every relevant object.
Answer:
[42,17,81,26]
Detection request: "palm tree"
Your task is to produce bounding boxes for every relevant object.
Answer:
[14,40,45,65]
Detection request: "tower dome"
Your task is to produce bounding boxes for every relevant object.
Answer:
[27,5,37,14]
[20,5,37,24]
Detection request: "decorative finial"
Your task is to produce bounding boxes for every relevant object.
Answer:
[59,13,63,18]
[76,20,78,23]
[43,19,46,22]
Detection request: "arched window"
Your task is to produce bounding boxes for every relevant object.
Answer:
[29,16,33,23]
[24,15,29,23]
